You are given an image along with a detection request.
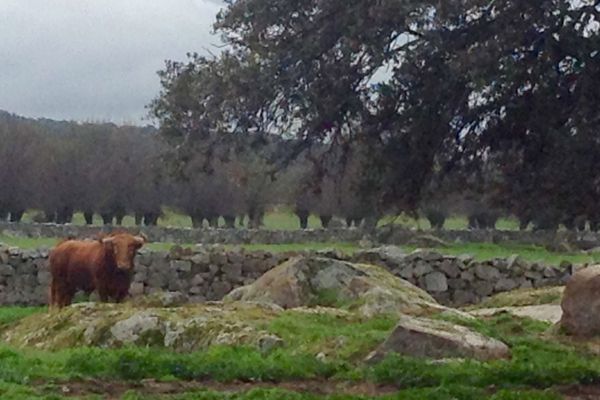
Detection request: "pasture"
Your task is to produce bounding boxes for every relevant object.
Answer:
[0,302,597,399]
[2,233,599,266]
[0,219,598,399]
[16,208,524,231]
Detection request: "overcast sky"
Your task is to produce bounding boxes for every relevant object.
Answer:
[0,0,225,125]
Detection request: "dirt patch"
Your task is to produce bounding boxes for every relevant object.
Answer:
[560,384,600,399]
[44,378,398,399]
[39,379,600,399]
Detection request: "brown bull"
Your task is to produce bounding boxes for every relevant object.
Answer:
[48,232,146,308]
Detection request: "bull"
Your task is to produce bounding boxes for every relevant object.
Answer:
[48,232,146,308]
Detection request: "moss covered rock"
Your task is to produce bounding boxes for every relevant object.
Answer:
[470,286,564,309]
[2,301,284,352]
[225,256,468,319]
[365,315,511,363]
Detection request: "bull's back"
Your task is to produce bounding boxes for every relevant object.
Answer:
[49,240,104,291]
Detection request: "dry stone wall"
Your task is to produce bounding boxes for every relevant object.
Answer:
[352,247,573,305]
[0,244,574,307]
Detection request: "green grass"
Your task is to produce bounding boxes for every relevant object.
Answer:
[2,233,596,266]
[19,207,529,231]
[0,306,593,399]
[0,307,43,328]
[117,387,562,400]
[230,242,359,254]
[263,209,324,230]
[0,235,360,255]
[19,208,324,230]
[265,312,396,361]
[379,214,521,231]
[0,235,181,253]
[370,314,600,391]
[405,242,600,266]
[0,383,565,400]
[0,236,62,250]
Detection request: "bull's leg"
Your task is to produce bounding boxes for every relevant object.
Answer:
[114,290,129,303]
[58,289,75,308]
[97,286,110,302]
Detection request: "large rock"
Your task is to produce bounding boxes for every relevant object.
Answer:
[365,315,511,363]
[560,265,600,337]
[2,301,284,351]
[225,256,464,318]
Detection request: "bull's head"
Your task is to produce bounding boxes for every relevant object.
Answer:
[102,233,146,270]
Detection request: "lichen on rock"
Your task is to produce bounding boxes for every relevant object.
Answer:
[2,301,284,352]
[225,256,469,319]
[365,315,511,363]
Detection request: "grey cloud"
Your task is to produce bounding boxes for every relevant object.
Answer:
[0,0,224,124]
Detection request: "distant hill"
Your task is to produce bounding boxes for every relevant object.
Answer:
[0,109,157,135]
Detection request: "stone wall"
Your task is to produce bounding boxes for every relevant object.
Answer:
[0,244,574,307]
[2,221,600,249]
[352,247,573,305]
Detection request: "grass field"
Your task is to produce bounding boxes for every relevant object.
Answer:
[380,214,521,231]
[18,208,328,230]
[1,234,597,267]
[16,207,526,231]
[0,306,595,399]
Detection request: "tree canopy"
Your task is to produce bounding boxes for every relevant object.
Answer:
[151,0,600,226]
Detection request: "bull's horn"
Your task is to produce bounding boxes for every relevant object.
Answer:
[134,234,147,244]
[102,237,114,244]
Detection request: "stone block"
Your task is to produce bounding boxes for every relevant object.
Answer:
[474,281,494,297]
[439,260,461,279]
[424,272,448,292]
[129,282,145,296]
[474,265,501,281]
[494,278,519,292]
[413,261,433,278]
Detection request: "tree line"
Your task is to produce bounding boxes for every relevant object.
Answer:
[0,111,384,229]
[1,107,598,231]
